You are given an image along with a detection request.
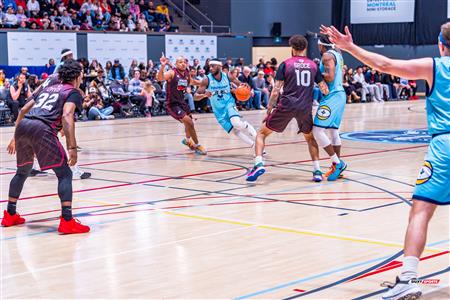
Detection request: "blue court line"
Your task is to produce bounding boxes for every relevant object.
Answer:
[353,266,450,300]
[233,239,450,300]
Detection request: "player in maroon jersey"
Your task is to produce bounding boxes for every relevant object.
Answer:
[2,59,90,234]
[157,55,207,155]
[247,35,329,182]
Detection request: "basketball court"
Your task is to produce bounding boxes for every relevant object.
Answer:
[1,100,449,299]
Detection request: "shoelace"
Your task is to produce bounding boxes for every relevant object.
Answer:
[380,280,396,288]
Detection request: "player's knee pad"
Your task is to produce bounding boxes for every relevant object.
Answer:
[230,116,246,131]
[54,165,73,202]
[312,126,331,148]
[330,129,342,146]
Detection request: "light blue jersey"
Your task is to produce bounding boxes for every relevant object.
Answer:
[314,49,346,129]
[207,72,240,132]
[413,56,450,205]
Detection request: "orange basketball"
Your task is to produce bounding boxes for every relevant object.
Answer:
[235,85,251,102]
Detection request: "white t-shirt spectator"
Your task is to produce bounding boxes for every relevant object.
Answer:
[4,12,18,26]
[353,73,367,85]
[61,13,74,29]
[27,0,40,13]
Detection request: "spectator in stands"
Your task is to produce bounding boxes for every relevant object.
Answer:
[98,0,111,23]
[137,13,149,31]
[203,58,211,75]
[146,59,157,80]
[128,70,146,114]
[266,73,275,93]
[3,5,18,28]
[140,80,155,117]
[15,6,27,23]
[253,70,269,108]
[61,9,76,30]
[110,59,125,80]
[0,70,5,87]
[105,60,113,78]
[138,0,148,13]
[270,57,278,71]
[84,86,115,120]
[117,0,129,19]
[127,14,136,31]
[256,58,265,69]
[3,0,17,11]
[398,78,412,100]
[27,0,40,17]
[68,0,80,14]
[353,66,381,102]
[192,58,201,73]
[109,14,120,30]
[128,59,138,78]
[50,9,62,27]
[381,73,398,100]
[129,0,140,20]
[27,74,39,91]
[235,57,244,67]
[239,66,260,110]
[263,61,274,76]
[409,80,418,99]
[8,73,32,122]
[373,70,390,100]
[343,68,360,103]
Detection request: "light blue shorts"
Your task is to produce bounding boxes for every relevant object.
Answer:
[313,91,346,129]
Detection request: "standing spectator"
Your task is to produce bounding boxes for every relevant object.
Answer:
[110,59,125,81]
[83,86,115,120]
[140,80,155,117]
[27,0,40,17]
[8,73,32,122]
[253,70,269,108]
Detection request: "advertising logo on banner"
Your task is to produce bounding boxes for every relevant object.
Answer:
[87,33,147,70]
[7,32,77,66]
[351,0,415,24]
[165,35,217,66]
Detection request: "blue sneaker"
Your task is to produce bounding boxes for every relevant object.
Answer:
[246,163,265,182]
[327,160,347,181]
[312,170,323,182]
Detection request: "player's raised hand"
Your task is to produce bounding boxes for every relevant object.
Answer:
[160,55,169,66]
[320,25,354,51]
[7,138,16,155]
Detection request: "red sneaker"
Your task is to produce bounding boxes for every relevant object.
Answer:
[58,217,90,234]
[1,210,26,227]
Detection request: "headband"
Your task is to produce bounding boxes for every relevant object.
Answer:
[439,32,450,49]
[209,60,222,66]
[318,39,335,49]
[61,50,73,58]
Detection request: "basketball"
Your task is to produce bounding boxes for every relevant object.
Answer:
[235,85,251,102]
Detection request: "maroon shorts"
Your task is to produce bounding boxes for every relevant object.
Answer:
[265,100,313,134]
[15,118,67,170]
[166,100,191,122]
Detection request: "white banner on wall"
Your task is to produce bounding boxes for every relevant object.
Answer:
[351,0,415,24]
[7,32,77,66]
[165,35,217,66]
[448,0,450,18]
[87,33,147,70]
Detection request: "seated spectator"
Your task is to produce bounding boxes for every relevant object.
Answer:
[137,13,149,31]
[127,14,136,31]
[128,60,138,78]
[256,58,265,69]
[398,78,412,100]
[105,60,113,79]
[3,5,18,28]
[203,58,211,75]
[343,68,360,103]
[263,61,274,76]
[129,0,140,20]
[109,14,121,30]
[156,3,171,23]
[72,11,82,27]
[61,9,77,30]
[8,73,32,122]
[253,71,269,108]
[409,80,418,99]
[27,74,39,91]
[381,72,398,100]
[266,73,275,93]
[15,6,27,23]
[27,0,40,17]
[353,66,381,102]
[98,0,111,23]
[239,66,260,110]
[83,86,114,120]
[17,20,29,30]
[50,9,62,27]
[3,0,17,11]
[0,70,6,87]
[88,59,102,75]
[67,0,81,14]
[374,70,390,100]
[128,70,146,114]
[117,0,130,19]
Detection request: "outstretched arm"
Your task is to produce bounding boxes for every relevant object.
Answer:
[320,25,433,86]
[194,77,212,101]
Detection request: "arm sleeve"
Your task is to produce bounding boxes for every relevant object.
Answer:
[314,70,324,84]
[275,62,286,81]
[66,90,83,112]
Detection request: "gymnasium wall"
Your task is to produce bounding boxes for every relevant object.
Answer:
[0,31,252,68]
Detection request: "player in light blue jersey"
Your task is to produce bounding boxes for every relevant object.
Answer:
[312,35,348,181]
[321,23,450,300]
[194,59,257,147]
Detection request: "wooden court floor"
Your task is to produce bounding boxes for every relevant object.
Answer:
[1,100,449,299]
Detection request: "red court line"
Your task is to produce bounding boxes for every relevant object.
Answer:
[348,250,450,282]
[0,144,426,203]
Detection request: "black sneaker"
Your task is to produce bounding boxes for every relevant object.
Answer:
[80,172,91,180]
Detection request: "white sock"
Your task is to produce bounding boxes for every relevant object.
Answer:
[331,154,340,164]
[233,129,255,146]
[313,160,321,171]
[33,159,40,170]
[400,256,419,280]
[255,155,264,166]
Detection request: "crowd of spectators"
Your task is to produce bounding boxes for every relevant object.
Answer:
[0,56,420,126]
[0,0,178,32]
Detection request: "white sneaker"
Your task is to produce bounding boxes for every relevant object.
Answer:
[381,277,422,300]
[71,166,91,180]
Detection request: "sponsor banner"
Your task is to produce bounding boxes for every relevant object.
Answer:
[165,35,217,66]
[87,33,147,70]
[351,0,415,24]
[7,32,77,66]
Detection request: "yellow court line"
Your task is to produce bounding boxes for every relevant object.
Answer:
[164,211,445,253]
